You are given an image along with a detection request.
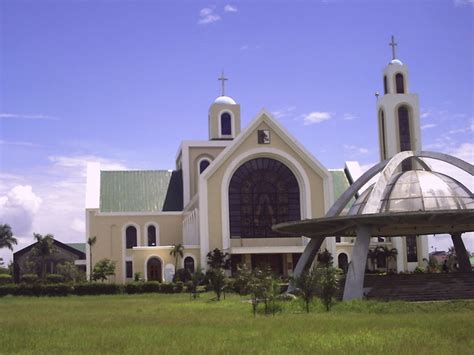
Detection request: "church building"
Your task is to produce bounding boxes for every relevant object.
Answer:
[85,39,429,283]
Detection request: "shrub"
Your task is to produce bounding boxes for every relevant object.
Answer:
[160,283,175,294]
[414,267,425,274]
[173,268,191,282]
[0,284,17,296]
[72,283,123,296]
[0,274,13,285]
[21,274,39,284]
[57,261,85,283]
[174,281,184,293]
[125,282,143,294]
[133,272,142,282]
[40,284,71,296]
[46,274,65,284]
[142,281,161,293]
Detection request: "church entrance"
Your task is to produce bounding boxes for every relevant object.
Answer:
[147,257,162,282]
[251,254,284,275]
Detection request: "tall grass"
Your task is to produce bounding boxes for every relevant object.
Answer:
[1,294,473,354]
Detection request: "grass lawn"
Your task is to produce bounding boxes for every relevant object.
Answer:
[1,293,473,354]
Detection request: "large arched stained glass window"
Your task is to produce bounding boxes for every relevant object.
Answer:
[229,158,301,238]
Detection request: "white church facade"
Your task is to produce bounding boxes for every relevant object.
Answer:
[85,41,429,283]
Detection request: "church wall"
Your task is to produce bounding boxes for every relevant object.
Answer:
[189,146,226,199]
[203,120,327,254]
[87,211,183,282]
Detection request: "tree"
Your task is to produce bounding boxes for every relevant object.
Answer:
[292,268,318,313]
[187,269,205,299]
[169,243,184,271]
[92,259,116,282]
[87,236,97,282]
[208,268,227,301]
[317,249,333,267]
[0,224,17,251]
[315,265,340,311]
[367,249,377,272]
[57,261,85,283]
[206,248,231,270]
[31,233,56,280]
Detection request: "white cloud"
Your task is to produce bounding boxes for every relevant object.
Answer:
[240,45,249,51]
[454,0,474,6]
[420,110,432,119]
[224,4,238,12]
[71,218,85,233]
[0,185,42,236]
[343,113,356,121]
[0,113,58,120]
[198,7,221,25]
[0,154,128,264]
[421,123,437,130]
[302,111,332,125]
[272,106,296,119]
[343,144,369,155]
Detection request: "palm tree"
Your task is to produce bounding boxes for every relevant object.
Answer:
[170,243,184,271]
[367,249,377,272]
[0,224,17,251]
[31,233,56,280]
[87,236,97,282]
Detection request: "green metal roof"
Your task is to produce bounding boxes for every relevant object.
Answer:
[67,243,86,253]
[100,170,183,212]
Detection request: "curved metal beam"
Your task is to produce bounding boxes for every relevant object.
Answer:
[290,150,473,293]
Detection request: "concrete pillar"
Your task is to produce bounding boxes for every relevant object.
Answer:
[287,236,325,293]
[343,225,371,301]
[393,236,404,272]
[451,233,472,273]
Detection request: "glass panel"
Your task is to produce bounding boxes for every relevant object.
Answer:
[396,73,405,94]
[148,225,156,246]
[229,158,300,238]
[126,226,137,249]
[199,160,210,174]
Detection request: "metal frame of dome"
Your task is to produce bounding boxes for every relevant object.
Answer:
[273,150,474,301]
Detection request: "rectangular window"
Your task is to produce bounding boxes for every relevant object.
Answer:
[335,237,341,243]
[126,261,133,278]
[406,236,418,262]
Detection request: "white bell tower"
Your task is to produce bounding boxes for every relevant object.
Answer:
[376,36,421,170]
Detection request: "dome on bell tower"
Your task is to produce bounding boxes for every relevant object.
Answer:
[214,95,237,105]
[208,71,241,140]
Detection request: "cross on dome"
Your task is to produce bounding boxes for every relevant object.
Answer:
[389,35,398,60]
[218,70,228,96]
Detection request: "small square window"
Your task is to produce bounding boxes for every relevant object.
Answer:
[258,130,270,144]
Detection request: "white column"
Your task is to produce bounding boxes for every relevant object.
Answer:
[343,225,371,301]
[393,236,404,272]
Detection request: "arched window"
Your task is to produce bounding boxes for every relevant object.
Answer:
[383,75,388,94]
[229,158,301,238]
[220,112,232,135]
[398,106,412,170]
[184,256,195,273]
[125,226,137,249]
[395,73,405,94]
[199,159,210,174]
[379,109,386,160]
[147,225,156,246]
[338,253,348,273]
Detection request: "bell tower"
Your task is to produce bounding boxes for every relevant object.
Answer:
[376,36,421,170]
[208,71,241,140]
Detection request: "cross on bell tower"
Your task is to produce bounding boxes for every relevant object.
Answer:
[389,35,398,60]
[218,70,228,96]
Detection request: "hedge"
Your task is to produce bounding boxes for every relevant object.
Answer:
[0,274,13,285]
[0,281,187,297]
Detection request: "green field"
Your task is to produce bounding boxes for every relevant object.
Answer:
[1,293,473,354]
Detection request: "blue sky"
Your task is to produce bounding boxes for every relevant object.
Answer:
[1,0,473,262]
